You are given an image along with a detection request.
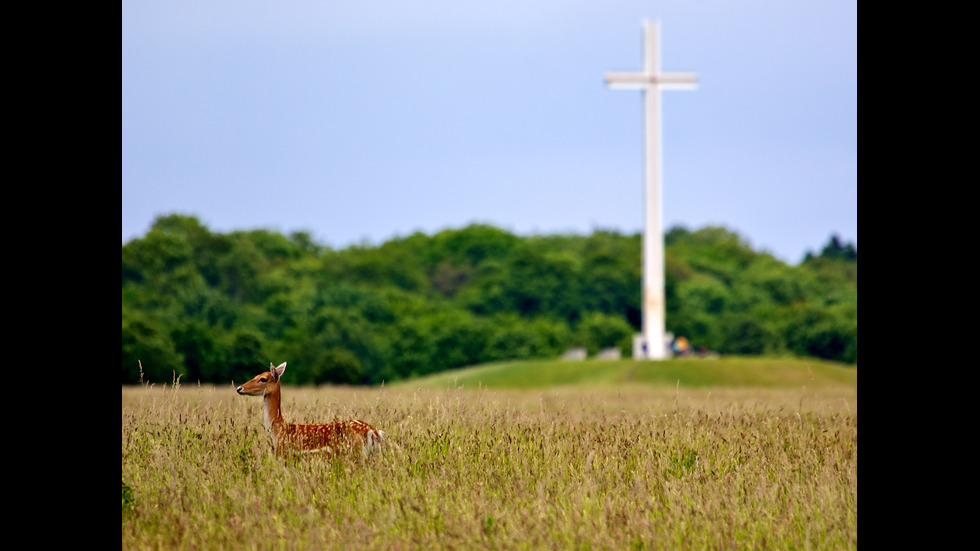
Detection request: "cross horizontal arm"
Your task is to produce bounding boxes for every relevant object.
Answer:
[605,72,698,90]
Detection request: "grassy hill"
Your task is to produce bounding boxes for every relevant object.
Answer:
[394,356,857,391]
[124,353,858,549]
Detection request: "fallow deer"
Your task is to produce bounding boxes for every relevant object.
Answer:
[236,362,385,459]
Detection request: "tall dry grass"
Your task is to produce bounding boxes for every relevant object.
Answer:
[122,382,856,550]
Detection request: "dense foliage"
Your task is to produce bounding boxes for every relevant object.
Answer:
[122,214,856,385]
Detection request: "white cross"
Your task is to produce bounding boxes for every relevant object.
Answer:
[606,20,697,360]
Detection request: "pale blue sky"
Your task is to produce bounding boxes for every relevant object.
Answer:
[122,1,856,264]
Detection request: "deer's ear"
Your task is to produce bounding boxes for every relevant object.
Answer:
[273,362,287,379]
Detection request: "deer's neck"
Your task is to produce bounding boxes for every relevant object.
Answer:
[263,384,285,436]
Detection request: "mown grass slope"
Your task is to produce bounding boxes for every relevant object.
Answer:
[397,356,857,391]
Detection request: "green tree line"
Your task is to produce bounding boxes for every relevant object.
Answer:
[122,214,856,385]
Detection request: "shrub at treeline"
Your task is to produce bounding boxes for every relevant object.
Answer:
[122,214,856,386]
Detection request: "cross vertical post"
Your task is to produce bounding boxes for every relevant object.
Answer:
[606,20,697,360]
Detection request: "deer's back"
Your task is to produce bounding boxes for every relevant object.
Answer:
[278,419,381,456]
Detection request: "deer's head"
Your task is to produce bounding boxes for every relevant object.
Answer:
[236,362,286,397]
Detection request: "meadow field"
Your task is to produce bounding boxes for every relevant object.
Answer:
[122,358,857,550]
